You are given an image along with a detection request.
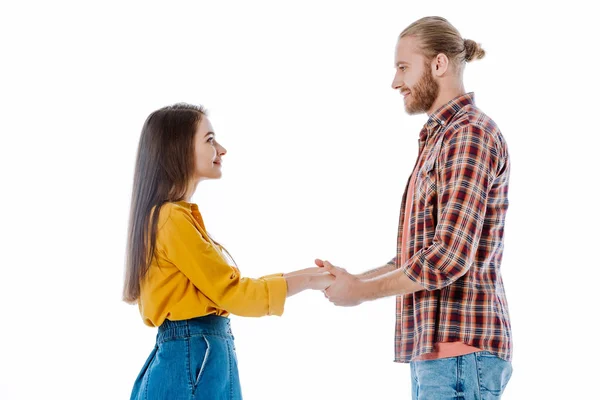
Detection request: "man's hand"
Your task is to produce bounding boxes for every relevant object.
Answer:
[315,258,365,307]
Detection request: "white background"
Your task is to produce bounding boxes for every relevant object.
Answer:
[1,1,598,399]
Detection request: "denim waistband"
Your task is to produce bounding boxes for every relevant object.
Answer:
[157,315,233,344]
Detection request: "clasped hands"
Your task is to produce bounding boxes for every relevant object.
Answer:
[283,258,366,307]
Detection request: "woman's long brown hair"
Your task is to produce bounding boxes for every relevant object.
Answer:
[122,103,206,304]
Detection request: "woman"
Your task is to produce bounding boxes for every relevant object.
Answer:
[123,103,333,399]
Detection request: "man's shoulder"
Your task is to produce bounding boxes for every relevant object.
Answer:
[444,104,505,146]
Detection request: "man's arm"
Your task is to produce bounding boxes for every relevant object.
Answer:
[399,126,500,291]
[321,126,502,306]
[359,268,426,301]
[360,127,501,298]
[320,260,424,307]
[357,261,397,279]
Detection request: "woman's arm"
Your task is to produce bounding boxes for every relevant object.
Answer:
[284,270,334,297]
[160,206,335,316]
[283,267,324,278]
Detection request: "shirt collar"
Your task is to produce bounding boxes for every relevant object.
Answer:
[420,92,475,140]
[174,200,195,209]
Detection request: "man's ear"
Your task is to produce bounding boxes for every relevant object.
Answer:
[432,53,449,77]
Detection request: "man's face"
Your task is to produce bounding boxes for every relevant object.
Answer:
[391,36,440,115]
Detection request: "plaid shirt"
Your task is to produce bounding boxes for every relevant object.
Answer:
[391,93,512,362]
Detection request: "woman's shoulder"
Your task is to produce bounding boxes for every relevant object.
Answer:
[154,202,210,253]
[154,201,195,229]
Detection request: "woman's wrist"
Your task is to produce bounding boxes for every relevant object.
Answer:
[284,267,322,278]
[284,274,310,297]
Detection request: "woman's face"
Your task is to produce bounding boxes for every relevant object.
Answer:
[193,116,227,181]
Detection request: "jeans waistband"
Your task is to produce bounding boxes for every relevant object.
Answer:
[157,315,232,344]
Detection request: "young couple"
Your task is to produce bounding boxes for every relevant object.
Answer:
[124,16,513,400]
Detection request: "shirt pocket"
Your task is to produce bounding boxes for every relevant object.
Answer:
[416,146,441,206]
[415,141,443,238]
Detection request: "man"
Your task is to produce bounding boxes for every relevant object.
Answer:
[317,16,513,399]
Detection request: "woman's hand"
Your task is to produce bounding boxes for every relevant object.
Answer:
[307,272,334,291]
[283,269,334,297]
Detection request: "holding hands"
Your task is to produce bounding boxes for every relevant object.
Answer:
[314,259,366,307]
[283,259,368,307]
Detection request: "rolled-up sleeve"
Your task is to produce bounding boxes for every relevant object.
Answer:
[159,208,287,316]
[402,126,500,290]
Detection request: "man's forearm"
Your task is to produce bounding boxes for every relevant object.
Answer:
[358,263,396,279]
[359,267,426,301]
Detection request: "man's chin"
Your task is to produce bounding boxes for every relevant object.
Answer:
[404,106,424,116]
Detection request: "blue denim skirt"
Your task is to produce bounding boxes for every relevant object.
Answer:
[130,315,242,400]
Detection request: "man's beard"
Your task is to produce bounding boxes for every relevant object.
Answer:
[405,66,440,115]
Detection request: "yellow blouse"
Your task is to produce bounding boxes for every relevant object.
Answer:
[138,201,287,327]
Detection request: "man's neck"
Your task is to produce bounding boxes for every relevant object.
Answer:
[427,84,466,116]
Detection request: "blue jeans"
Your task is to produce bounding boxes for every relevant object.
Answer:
[410,351,512,400]
[130,315,242,400]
